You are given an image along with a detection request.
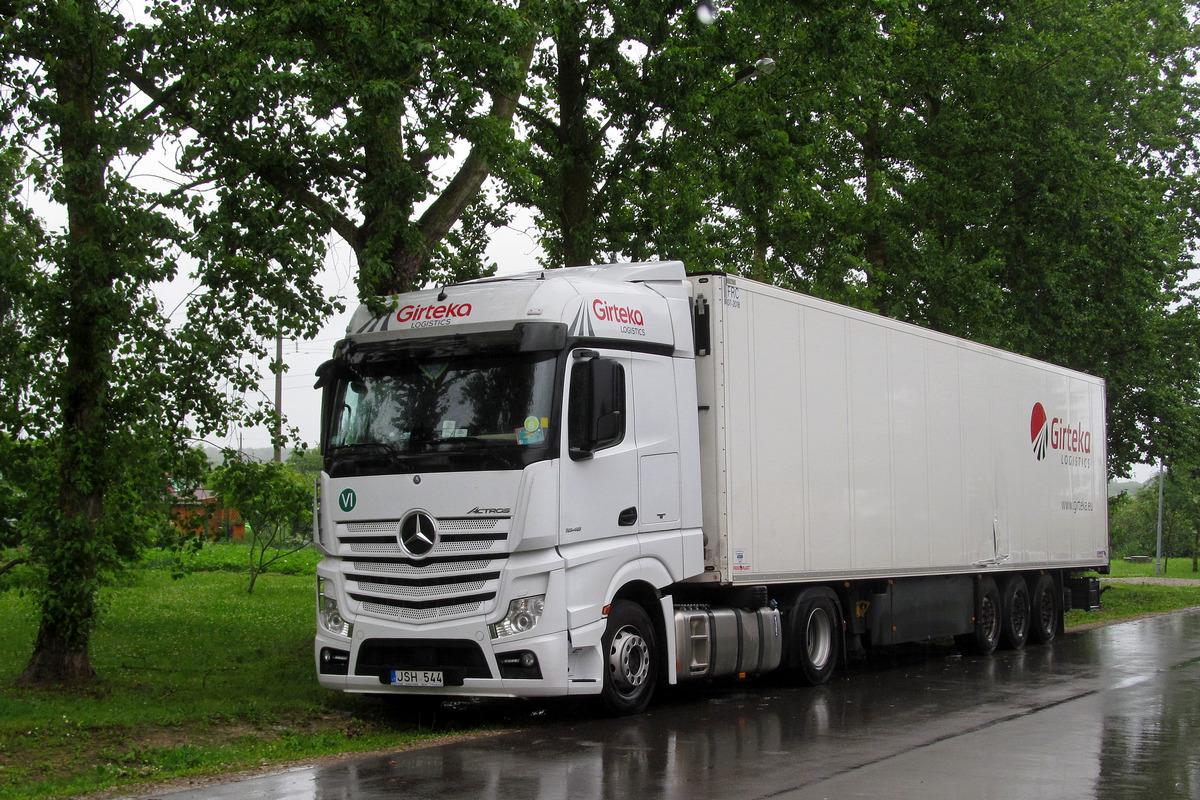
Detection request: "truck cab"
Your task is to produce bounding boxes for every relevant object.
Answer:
[312,262,703,714]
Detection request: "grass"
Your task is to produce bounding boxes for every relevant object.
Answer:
[2,548,1199,799]
[1101,557,1200,580]
[0,560,490,800]
[1064,557,1200,629]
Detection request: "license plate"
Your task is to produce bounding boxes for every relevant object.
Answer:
[390,669,444,687]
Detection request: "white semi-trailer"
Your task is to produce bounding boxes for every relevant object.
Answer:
[313,261,1108,714]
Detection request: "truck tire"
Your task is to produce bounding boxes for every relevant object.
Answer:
[794,594,841,686]
[600,600,659,716]
[999,575,1031,650]
[1028,573,1059,645]
[954,576,1001,655]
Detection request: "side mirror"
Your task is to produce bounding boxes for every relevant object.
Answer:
[315,358,364,452]
[568,356,625,460]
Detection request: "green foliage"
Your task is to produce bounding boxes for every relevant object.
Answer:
[507,0,1200,476]
[0,570,467,800]
[286,446,324,481]
[1110,466,1200,569]
[141,542,321,576]
[209,457,314,593]
[0,0,337,682]
[146,0,536,295]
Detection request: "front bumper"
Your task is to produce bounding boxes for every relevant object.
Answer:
[314,615,586,698]
[314,561,610,698]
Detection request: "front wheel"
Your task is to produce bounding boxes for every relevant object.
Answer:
[600,600,659,716]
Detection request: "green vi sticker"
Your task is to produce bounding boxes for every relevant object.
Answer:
[338,488,357,513]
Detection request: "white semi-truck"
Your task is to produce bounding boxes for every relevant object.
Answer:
[313,261,1108,714]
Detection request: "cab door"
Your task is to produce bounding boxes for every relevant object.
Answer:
[559,348,640,550]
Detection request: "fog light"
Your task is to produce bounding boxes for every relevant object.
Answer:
[320,647,350,675]
[496,650,542,679]
[489,595,546,639]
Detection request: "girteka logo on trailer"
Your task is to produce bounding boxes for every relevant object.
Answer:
[1030,402,1092,462]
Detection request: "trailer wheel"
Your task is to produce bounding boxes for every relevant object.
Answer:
[999,575,1031,650]
[955,576,1001,655]
[1028,573,1059,645]
[794,595,841,686]
[600,600,659,716]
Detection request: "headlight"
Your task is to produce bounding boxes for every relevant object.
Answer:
[317,578,353,638]
[489,595,546,639]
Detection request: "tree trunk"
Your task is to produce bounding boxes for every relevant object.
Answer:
[859,116,888,307]
[22,627,95,684]
[372,1,538,294]
[22,0,111,685]
[556,4,593,268]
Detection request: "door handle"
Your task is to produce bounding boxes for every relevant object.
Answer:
[618,507,638,526]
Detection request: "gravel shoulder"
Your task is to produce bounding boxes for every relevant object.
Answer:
[1100,576,1200,587]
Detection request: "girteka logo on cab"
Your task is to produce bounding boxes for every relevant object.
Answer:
[396,301,473,329]
[569,298,647,338]
[1030,402,1093,465]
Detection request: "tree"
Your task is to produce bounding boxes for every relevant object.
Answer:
[506,0,755,268]
[143,0,540,297]
[607,0,1200,476]
[210,457,311,593]
[0,0,333,683]
[286,447,324,482]
[1110,466,1200,572]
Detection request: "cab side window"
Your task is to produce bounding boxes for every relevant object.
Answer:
[568,357,625,459]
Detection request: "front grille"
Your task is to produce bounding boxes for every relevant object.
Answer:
[335,515,510,622]
[338,518,509,557]
[342,557,504,617]
[356,638,492,683]
[361,600,485,621]
[438,517,503,531]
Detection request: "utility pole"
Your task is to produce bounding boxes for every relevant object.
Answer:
[1156,456,1165,576]
[274,330,283,463]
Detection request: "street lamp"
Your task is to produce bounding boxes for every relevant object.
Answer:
[717,57,777,93]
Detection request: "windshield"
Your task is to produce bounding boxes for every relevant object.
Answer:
[323,352,559,476]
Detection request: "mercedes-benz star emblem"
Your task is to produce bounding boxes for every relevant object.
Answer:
[399,511,437,557]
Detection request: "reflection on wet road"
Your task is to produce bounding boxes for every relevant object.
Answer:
[134,609,1200,800]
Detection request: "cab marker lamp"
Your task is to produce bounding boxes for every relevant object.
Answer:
[318,578,353,638]
[489,595,546,639]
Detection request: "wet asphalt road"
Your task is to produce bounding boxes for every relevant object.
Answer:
[131,608,1200,800]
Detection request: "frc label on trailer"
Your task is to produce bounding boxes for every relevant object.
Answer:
[1030,402,1094,468]
[724,281,741,309]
